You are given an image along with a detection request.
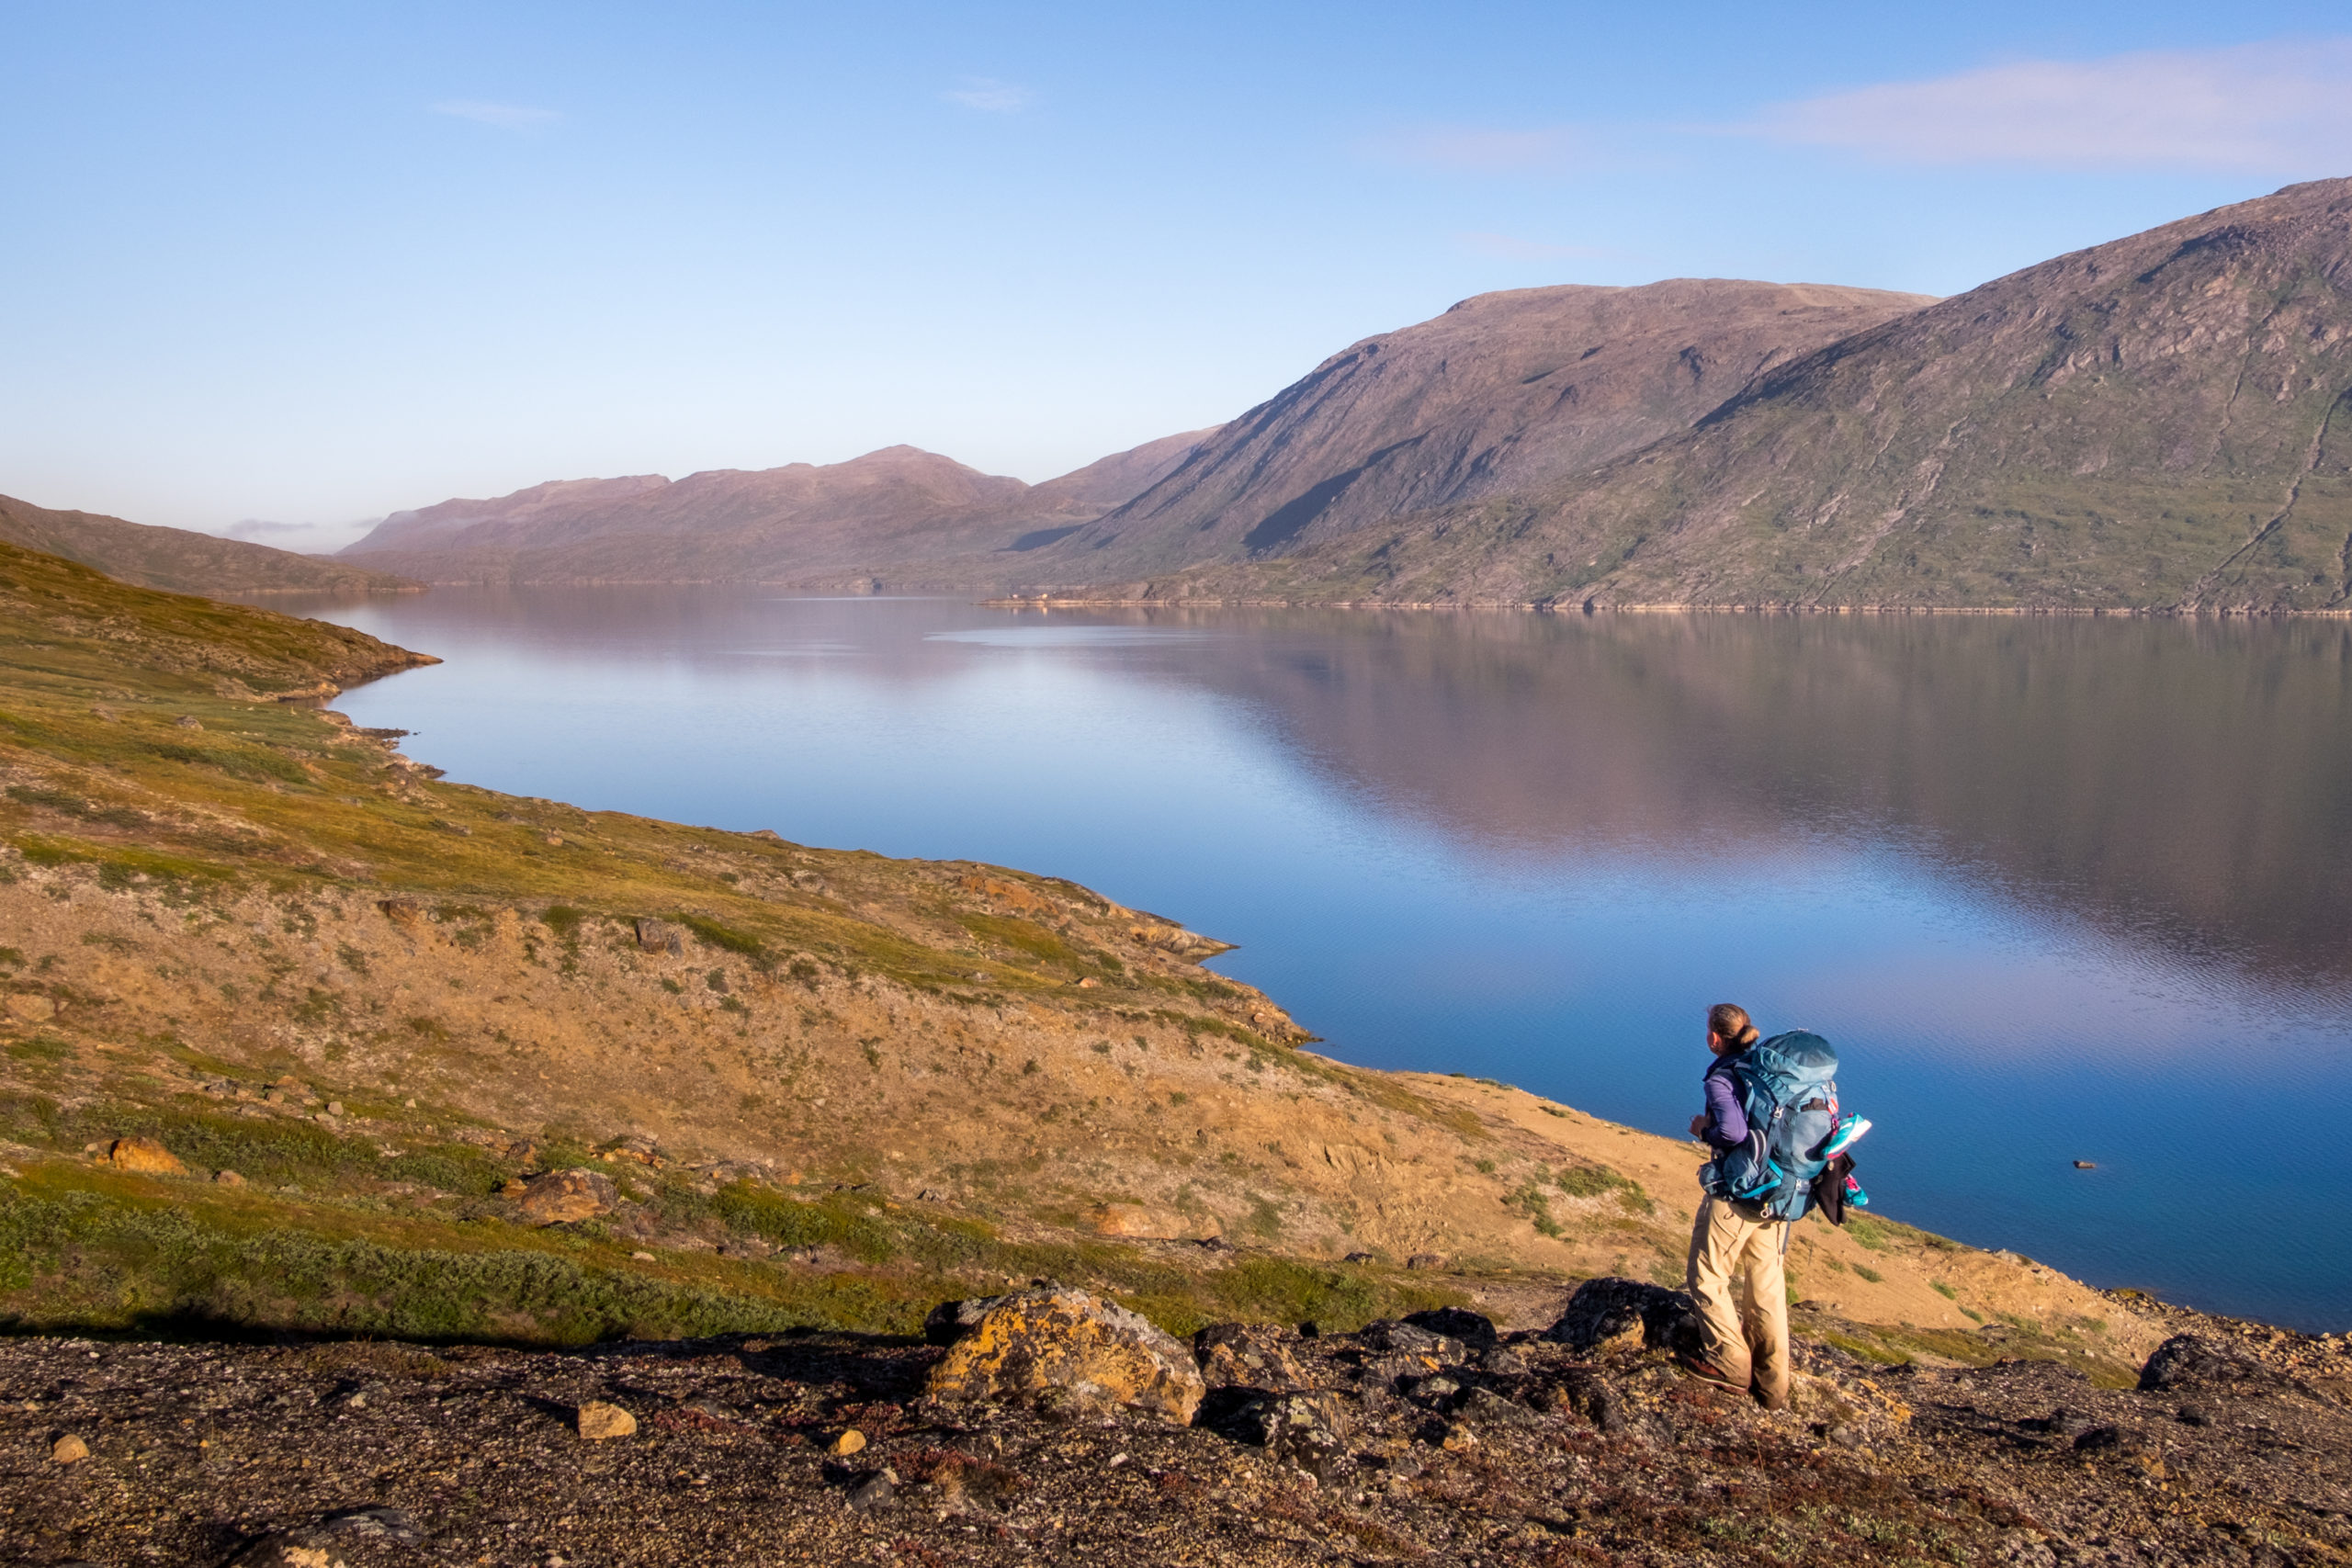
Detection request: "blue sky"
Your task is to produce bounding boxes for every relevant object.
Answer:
[5,1,2349,542]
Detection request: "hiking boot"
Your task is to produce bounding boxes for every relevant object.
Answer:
[1675,1355,1746,1394]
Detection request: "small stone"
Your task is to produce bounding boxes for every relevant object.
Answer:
[630,1250,656,1261]
[214,1169,246,1187]
[1404,1253,1445,1271]
[847,1470,897,1510]
[1439,1424,1479,1451]
[324,1101,344,1117]
[830,1427,867,1455]
[1342,1251,1376,1265]
[576,1401,637,1440]
[1460,1387,1541,1428]
[106,1136,187,1176]
[228,1537,343,1568]
[633,918,683,954]
[1403,1307,1498,1349]
[319,1506,423,1540]
[2073,1160,2097,1169]
[51,1433,89,1463]
[174,715,203,729]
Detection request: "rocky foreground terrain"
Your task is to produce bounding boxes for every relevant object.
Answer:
[4,1280,2348,1567]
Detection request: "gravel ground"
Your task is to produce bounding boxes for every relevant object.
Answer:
[3,1300,2347,1567]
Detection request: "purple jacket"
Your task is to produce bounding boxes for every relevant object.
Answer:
[1702,1054,1749,1149]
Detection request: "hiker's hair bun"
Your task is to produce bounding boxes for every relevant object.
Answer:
[1708,1003,1759,1047]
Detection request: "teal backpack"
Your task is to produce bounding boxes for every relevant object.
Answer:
[1703,1031,1842,1222]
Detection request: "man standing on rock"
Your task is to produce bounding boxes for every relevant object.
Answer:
[1683,1002,1792,1411]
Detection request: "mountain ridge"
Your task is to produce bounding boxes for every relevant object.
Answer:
[1040,178,2352,613]
[1030,279,1938,581]
[0,492,420,597]
[342,433,1216,588]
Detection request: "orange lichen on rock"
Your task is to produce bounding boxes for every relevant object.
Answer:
[106,1137,187,1176]
[924,1287,1206,1425]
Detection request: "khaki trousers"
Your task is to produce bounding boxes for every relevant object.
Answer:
[1686,1195,1792,1409]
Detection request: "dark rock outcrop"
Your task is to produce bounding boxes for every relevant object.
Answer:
[1193,1321,1313,1392]
[1543,1276,1699,1354]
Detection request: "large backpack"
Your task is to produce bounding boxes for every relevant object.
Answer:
[1703,1031,1840,1222]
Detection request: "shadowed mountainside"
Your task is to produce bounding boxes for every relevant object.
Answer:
[1023,280,1935,581]
[1080,178,2352,611]
[342,433,1216,588]
[0,493,420,597]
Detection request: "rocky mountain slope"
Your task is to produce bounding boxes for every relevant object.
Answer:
[0,540,2145,1361]
[1069,177,2352,612]
[341,432,1216,589]
[0,493,420,597]
[1025,280,1934,581]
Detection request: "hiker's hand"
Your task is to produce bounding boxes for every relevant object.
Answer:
[1689,1113,1707,1139]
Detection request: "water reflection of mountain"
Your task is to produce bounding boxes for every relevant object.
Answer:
[1102,609,2352,997]
[314,588,2352,997]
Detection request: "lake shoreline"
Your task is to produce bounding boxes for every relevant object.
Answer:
[980,594,2352,617]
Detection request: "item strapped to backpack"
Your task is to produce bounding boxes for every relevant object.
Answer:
[1811,1152,1857,1225]
[1701,1030,1842,1224]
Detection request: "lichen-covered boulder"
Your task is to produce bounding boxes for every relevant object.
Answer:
[1194,1322,1312,1392]
[923,1295,1010,1347]
[924,1287,1206,1425]
[1544,1277,1697,1355]
[515,1168,617,1225]
[107,1136,187,1176]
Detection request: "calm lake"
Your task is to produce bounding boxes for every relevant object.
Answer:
[277,589,2352,1331]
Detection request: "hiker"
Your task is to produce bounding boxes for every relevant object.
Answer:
[1683,1001,1792,1410]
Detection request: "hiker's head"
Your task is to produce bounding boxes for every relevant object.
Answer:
[1706,1003,1759,1055]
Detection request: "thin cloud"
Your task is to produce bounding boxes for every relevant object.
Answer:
[1367,125,1582,173]
[1456,231,1620,262]
[944,77,1031,113]
[431,100,562,130]
[1741,39,2352,171]
[222,520,316,539]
